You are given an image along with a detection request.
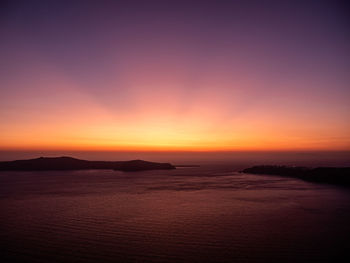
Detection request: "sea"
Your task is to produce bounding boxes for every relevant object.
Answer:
[1,152,350,262]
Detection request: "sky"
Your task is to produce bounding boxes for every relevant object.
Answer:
[0,0,349,151]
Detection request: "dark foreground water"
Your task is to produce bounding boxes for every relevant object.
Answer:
[1,166,350,263]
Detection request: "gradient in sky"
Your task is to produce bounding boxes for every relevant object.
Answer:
[1,0,349,151]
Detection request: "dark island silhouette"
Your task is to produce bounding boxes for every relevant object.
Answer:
[241,165,350,186]
[0,156,175,172]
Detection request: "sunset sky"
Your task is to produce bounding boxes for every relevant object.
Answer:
[1,0,349,151]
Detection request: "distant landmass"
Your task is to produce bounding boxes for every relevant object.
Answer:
[241,165,350,186]
[0,156,176,172]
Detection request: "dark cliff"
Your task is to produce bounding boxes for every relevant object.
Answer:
[241,165,350,186]
[0,157,176,172]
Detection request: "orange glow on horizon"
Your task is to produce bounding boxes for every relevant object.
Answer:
[2,112,349,152]
[1,73,349,152]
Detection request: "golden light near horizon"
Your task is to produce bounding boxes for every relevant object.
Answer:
[1,86,349,151]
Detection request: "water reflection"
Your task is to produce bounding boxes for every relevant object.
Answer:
[1,167,350,262]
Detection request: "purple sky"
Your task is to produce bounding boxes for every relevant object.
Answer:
[1,0,349,151]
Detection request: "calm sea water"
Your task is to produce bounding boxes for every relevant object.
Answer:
[1,165,350,263]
